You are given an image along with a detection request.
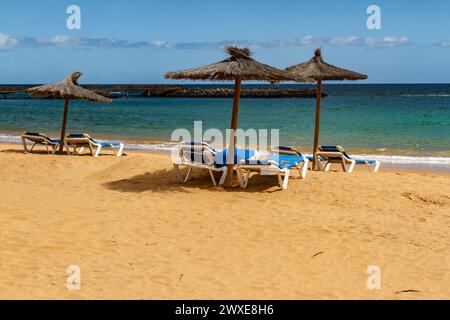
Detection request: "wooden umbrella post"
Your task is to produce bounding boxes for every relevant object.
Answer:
[58,95,70,153]
[225,76,242,187]
[312,80,322,170]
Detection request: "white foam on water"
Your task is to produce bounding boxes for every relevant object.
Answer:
[0,134,21,143]
[1,133,449,168]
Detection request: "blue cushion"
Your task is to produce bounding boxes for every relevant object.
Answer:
[68,134,120,147]
[68,133,85,138]
[98,141,121,147]
[214,148,256,167]
[25,132,41,136]
[244,154,305,169]
[355,159,377,164]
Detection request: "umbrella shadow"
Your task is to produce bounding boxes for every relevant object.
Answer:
[103,168,283,194]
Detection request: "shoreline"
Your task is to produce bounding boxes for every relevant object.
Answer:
[3,131,450,173]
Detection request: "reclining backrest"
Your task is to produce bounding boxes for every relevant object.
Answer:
[24,132,52,142]
[272,146,303,156]
[67,133,92,144]
[180,142,216,165]
[319,145,351,159]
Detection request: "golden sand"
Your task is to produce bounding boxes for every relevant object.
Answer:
[0,143,449,300]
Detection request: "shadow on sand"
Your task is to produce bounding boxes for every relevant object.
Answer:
[103,168,283,194]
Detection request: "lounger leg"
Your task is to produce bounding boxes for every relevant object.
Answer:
[299,158,309,179]
[44,142,50,154]
[277,171,283,188]
[282,169,290,190]
[30,142,37,153]
[117,144,124,157]
[94,145,102,157]
[373,161,381,173]
[173,164,184,183]
[218,168,228,186]
[244,170,251,188]
[341,161,348,172]
[236,168,250,188]
[22,138,28,154]
[208,168,217,187]
[324,162,332,172]
[348,160,356,173]
[184,167,193,183]
[236,169,245,188]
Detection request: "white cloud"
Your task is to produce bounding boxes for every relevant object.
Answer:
[0,33,411,50]
[434,40,450,48]
[0,33,18,48]
[365,36,409,48]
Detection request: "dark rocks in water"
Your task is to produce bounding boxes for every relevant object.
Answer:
[140,87,326,98]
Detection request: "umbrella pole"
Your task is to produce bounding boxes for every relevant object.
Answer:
[312,80,322,170]
[58,96,70,153]
[225,76,242,187]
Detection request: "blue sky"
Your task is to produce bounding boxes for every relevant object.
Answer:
[0,0,449,83]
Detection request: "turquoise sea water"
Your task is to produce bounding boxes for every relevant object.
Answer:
[1,84,449,167]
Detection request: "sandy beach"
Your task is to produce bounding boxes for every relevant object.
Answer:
[0,143,449,300]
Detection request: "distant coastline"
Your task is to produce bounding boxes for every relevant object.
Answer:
[0,84,324,99]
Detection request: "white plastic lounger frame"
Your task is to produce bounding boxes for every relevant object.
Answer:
[21,133,60,154]
[272,147,310,180]
[236,161,293,190]
[172,142,227,187]
[236,147,309,190]
[316,145,380,173]
[65,134,124,157]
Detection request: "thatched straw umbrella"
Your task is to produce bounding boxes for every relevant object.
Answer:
[165,46,312,186]
[287,48,368,170]
[28,72,112,153]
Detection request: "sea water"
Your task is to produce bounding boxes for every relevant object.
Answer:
[0,84,449,170]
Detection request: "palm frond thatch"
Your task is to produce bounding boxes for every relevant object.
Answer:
[165,46,313,83]
[286,48,368,81]
[27,72,112,103]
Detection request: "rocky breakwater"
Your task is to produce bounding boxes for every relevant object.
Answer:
[140,87,326,98]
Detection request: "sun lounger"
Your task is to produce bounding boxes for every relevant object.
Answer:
[236,146,310,190]
[21,132,61,154]
[65,133,124,157]
[316,145,380,173]
[172,142,228,187]
[172,142,256,187]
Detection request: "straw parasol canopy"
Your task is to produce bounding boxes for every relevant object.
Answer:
[166,46,311,83]
[28,72,112,153]
[166,46,312,186]
[286,48,368,170]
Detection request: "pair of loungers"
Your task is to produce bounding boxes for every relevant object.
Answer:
[173,142,310,190]
[173,142,380,190]
[21,132,124,157]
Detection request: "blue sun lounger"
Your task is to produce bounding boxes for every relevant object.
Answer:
[236,146,310,190]
[65,133,124,157]
[21,132,61,154]
[316,145,380,173]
